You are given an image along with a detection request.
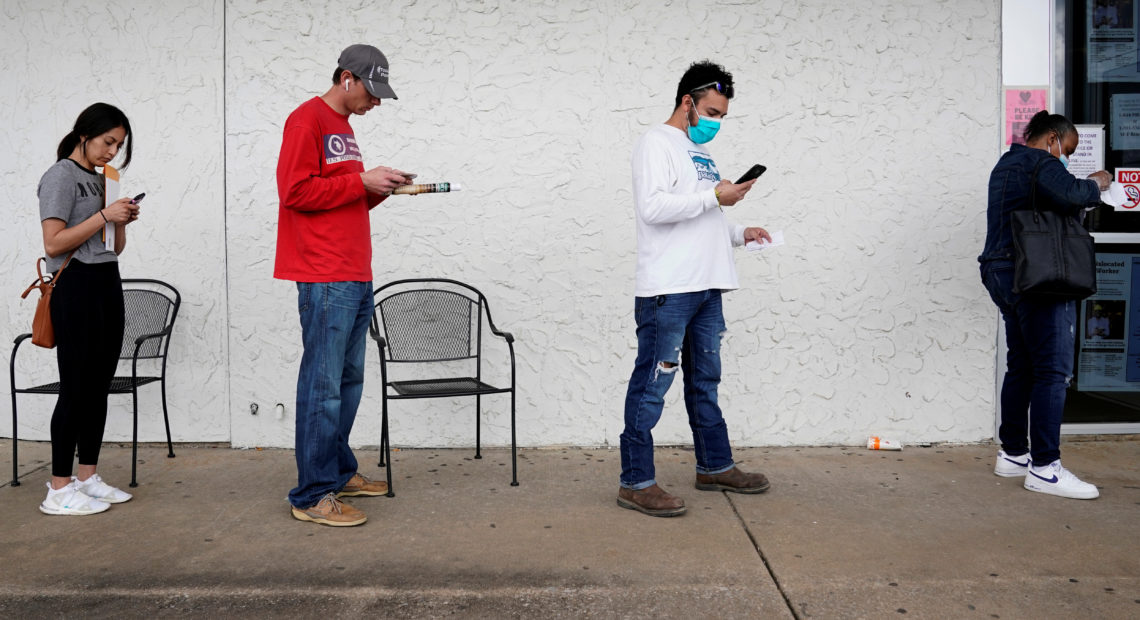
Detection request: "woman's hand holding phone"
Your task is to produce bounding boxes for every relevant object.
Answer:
[102,197,140,225]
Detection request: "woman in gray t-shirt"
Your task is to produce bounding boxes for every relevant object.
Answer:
[36,102,142,516]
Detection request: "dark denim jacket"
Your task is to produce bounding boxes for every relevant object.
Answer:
[978,143,1101,263]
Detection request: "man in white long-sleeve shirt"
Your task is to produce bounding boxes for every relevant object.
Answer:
[618,61,773,518]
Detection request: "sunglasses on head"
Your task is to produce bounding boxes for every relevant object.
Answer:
[689,81,734,98]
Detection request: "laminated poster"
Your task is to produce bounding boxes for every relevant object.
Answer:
[1076,253,1140,391]
[1087,1,1140,83]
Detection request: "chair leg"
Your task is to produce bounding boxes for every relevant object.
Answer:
[161,378,175,458]
[510,389,518,487]
[379,398,388,467]
[474,394,482,460]
[382,402,393,498]
[10,391,19,487]
[130,386,139,488]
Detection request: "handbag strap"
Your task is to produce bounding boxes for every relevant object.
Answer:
[21,250,77,299]
[1027,156,1048,215]
[54,250,77,282]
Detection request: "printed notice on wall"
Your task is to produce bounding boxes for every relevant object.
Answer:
[1069,124,1106,181]
[1110,94,1140,150]
[1005,88,1048,145]
[1077,253,1140,391]
[1087,1,1140,82]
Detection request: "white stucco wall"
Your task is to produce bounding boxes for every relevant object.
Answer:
[2,0,1001,450]
[1,0,229,444]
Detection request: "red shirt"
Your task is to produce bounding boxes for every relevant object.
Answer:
[274,97,383,282]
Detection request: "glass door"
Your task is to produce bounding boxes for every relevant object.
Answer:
[1060,0,1140,428]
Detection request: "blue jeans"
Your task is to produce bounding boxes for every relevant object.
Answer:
[620,290,735,489]
[981,260,1074,466]
[288,281,373,509]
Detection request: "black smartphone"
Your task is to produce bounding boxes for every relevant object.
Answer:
[735,164,767,184]
[131,192,146,204]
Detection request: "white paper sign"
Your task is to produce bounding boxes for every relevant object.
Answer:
[103,165,119,251]
[1069,125,1105,181]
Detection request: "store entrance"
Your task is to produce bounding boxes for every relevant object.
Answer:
[1061,0,1140,426]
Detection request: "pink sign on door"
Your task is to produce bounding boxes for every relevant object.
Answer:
[1005,89,1048,145]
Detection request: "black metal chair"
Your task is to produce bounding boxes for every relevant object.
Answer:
[9,279,181,488]
[370,278,518,496]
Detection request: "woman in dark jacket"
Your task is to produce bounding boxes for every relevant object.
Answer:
[979,110,1111,500]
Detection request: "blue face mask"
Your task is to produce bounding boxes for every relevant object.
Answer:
[1052,139,1070,168]
[687,104,721,144]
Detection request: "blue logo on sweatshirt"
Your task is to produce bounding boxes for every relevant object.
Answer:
[688,151,720,182]
[324,133,362,165]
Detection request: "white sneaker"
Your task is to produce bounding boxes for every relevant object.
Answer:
[73,473,132,504]
[39,481,111,516]
[994,450,1031,477]
[1024,460,1100,500]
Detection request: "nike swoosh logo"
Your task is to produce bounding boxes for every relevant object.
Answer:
[1002,457,1027,466]
[1030,471,1059,483]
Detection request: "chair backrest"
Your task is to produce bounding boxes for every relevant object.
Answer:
[119,279,180,360]
[376,286,481,363]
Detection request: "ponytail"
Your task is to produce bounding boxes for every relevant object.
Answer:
[55,130,81,162]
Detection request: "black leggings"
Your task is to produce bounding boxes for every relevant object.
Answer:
[49,260,124,477]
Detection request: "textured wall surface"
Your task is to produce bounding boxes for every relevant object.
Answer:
[3,0,1001,450]
[1,0,228,443]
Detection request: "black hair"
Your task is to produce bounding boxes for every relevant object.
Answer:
[332,66,361,84]
[1022,110,1076,144]
[56,102,133,168]
[674,60,735,110]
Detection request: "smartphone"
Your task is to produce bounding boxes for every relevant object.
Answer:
[131,192,146,204]
[735,164,767,184]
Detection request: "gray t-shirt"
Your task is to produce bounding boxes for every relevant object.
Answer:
[38,159,118,272]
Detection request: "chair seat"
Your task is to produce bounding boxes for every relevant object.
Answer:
[389,377,507,397]
[16,376,161,395]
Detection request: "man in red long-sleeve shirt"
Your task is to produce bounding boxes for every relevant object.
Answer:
[275,44,414,527]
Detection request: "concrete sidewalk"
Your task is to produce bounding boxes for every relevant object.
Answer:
[0,439,1138,618]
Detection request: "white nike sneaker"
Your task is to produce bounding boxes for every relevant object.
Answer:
[73,473,133,504]
[39,481,111,516]
[994,450,1031,477]
[1024,460,1100,500]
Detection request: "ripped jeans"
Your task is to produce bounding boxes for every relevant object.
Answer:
[620,289,734,489]
[981,260,1075,466]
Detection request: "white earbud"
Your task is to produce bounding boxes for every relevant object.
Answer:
[344,80,350,92]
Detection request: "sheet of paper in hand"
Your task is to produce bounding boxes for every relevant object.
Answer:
[745,230,785,252]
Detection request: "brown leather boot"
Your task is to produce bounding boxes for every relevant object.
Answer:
[617,484,687,517]
[695,467,770,494]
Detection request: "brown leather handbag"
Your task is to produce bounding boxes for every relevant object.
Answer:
[20,252,76,348]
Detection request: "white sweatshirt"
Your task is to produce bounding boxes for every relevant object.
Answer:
[631,124,746,297]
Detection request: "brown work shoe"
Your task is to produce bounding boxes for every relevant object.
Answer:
[291,493,367,527]
[695,467,770,494]
[337,473,388,497]
[617,484,687,517]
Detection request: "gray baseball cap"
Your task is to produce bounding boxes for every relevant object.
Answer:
[338,44,397,100]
